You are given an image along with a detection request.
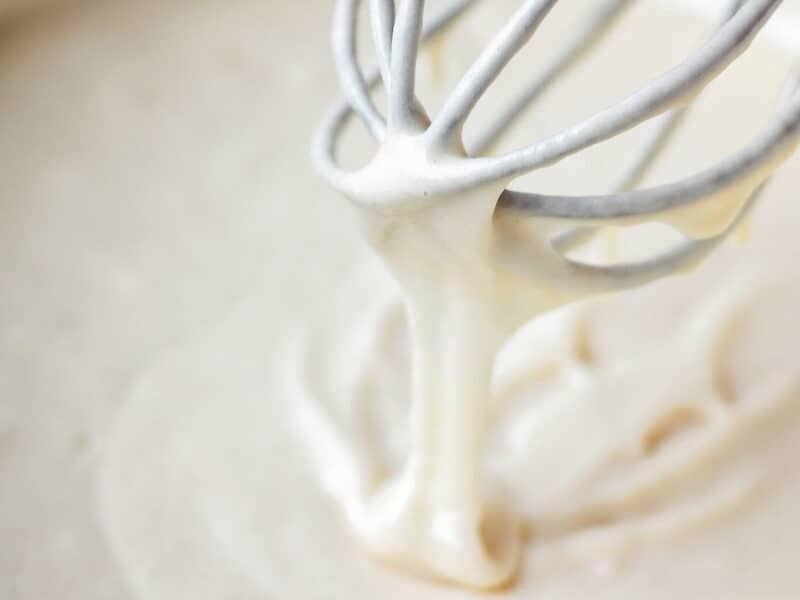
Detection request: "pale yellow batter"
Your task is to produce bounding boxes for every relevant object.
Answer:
[1,1,799,599]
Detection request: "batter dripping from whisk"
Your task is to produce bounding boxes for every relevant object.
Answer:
[307,0,800,588]
[94,2,800,598]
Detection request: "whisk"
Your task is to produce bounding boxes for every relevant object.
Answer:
[310,0,800,589]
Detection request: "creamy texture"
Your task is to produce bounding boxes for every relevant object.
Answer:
[296,107,797,586]
[291,148,795,586]
[2,1,800,599]
[302,0,799,588]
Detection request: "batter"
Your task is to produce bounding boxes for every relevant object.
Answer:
[1,1,799,599]
[303,0,800,589]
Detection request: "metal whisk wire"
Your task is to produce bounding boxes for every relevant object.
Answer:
[314,0,800,294]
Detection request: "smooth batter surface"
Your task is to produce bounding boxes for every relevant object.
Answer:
[1,1,800,599]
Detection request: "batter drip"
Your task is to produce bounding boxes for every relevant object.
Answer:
[310,0,800,587]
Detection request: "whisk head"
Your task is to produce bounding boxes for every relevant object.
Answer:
[315,1,798,226]
[312,0,800,296]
